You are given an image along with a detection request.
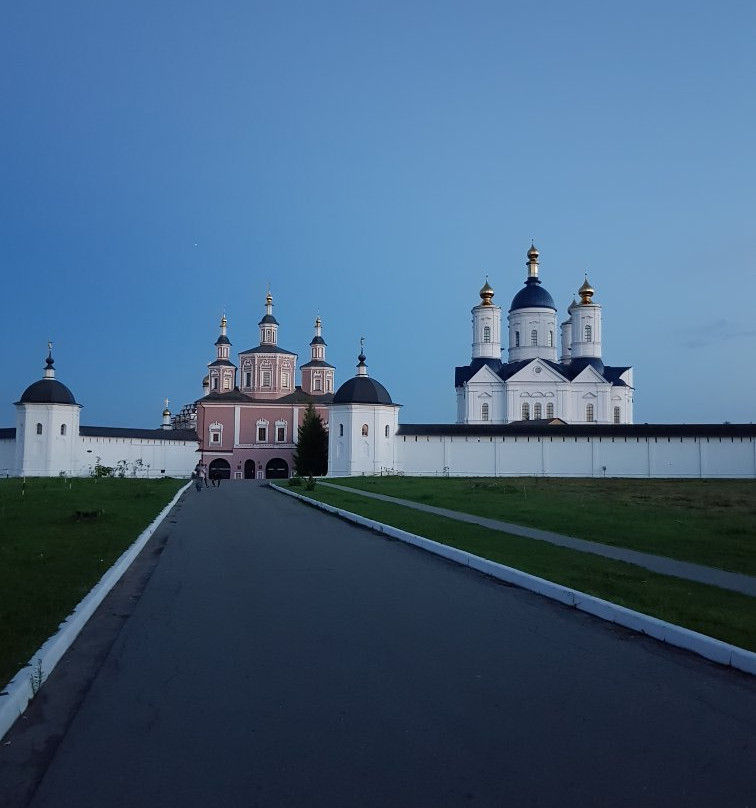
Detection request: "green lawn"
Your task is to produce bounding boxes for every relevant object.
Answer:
[0,477,185,687]
[326,476,756,575]
[279,479,756,652]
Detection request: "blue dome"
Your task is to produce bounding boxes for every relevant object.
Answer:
[19,378,77,405]
[333,377,393,405]
[510,278,556,312]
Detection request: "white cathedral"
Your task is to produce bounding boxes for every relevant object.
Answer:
[455,244,633,425]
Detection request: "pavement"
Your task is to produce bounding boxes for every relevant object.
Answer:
[2,481,755,808]
[319,481,756,597]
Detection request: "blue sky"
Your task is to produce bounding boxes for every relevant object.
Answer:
[2,1,755,428]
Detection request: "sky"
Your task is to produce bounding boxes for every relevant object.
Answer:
[2,1,755,429]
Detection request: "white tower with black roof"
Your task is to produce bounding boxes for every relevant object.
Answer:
[206,315,237,394]
[301,317,335,395]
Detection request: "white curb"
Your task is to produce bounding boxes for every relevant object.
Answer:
[273,484,756,677]
[0,482,191,741]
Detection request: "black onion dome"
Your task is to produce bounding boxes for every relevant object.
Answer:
[333,377,393,405]
[19,378,77,405]
[509,278,556,312]
[258,314,278,325]
[215,334,231,345]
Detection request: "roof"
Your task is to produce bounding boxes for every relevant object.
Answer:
[239,345,297,356]
[333,377,394,405]
[301,359,335,369]
[215,335,231,345]
[208,359,236,368]
[310,336,327,345]
[199,388,334,405]
[455,357,630,387]
[18,378,78,405]
[398,423,756,439]
[0,428,15,440]
[509,278,556,312]
[79,426,198,441]
[258,314,278,325]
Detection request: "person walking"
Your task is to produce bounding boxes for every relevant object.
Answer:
[193,463,203,492]
[200,463,208,488]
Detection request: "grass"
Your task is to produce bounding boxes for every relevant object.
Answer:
[0,477,185,687]
[326,476,756,575]
[279,480,756,652]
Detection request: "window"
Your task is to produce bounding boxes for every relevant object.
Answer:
[531,329,538,346]
[522,403,530,421]
[276,426,286,442]
[481,403,489,421]
[614,406,621,424]
[211,377,218,390]
[223,375,231,390]
[261,370,271,387]
[211,432,221,444]
[546,402,554,418]
[314,377,322,391]
[339,424,344,437]
[483,325,491,343]
[586,403,595,422]
[60,424,66,436]
[548,330,553,347]
[534,403,542,419]
[585,324,592,342]
[282,371,290,389]
[244,372,251,388]
[384,424,390,437]
[515,331,520,347]
[361,424,369,436]
[326,376,333,392]
[258,426,267,442]
[36,423,43,435]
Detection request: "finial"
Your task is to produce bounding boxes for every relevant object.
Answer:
[164,397,170,409]
[578,275,595,305]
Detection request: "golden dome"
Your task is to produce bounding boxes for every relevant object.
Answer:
[578,276,595,304]
[527,242,539,258]
[479,280,495,306]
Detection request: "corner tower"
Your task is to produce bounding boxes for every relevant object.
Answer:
[471,280,502,361]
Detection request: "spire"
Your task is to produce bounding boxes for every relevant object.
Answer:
[578,275,595,305]
[526,242,539,280]
[356,337,368,377]
[479,277,494,306]
[44,341,55,379]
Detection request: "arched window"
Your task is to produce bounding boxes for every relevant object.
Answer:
[223,375,231,390]
[361,424,369,436]
[60,424,66,436]
[384,424,390,437]
[548,330,553,347]
[546,402,554,418]
[586,403,594,422]
[339,424,344,437]
[534,403,542,419]
[36,423,43,435]
[614,406,621,424]
[515,331,520,347]
[585,324,592,342]
[531,329,538,346]
[522,403,530,421]
[481,403,489,421]
[483,325,491,343]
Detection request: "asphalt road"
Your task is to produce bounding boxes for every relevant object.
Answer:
[11,482,756,807]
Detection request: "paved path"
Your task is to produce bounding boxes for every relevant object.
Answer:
[320,482,756,596]
[6,482,756,807]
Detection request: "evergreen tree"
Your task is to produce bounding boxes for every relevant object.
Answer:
[293,403,328,476]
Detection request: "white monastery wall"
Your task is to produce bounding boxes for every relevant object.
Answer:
[76,436,198,478]
[394,434,756,479]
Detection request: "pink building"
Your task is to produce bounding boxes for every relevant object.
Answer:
[198,293,334,479]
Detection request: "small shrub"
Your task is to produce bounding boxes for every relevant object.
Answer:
[305,475,316,491]
[288,476,303,487]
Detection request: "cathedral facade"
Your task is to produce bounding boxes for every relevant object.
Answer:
[194,293,333,479]
[455,245,634,425]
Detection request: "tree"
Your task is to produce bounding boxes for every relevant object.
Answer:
[293,403,328,476]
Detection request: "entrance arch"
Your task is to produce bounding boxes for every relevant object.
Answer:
[208,458,231,479]
[265,458,289,479]
[244,459,256,479]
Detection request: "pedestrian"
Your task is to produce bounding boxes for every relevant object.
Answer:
[200,463,208,487]
[214,468,222,487]
[192,464,202,492]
